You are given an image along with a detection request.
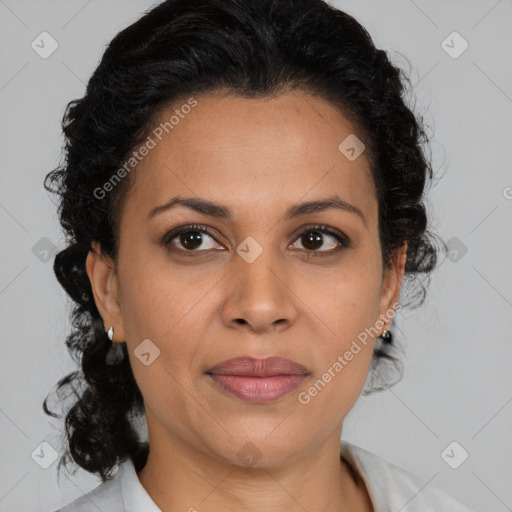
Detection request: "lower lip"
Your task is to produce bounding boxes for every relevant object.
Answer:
[208,374,307,403]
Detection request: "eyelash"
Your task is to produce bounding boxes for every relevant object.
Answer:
[160,223,351,258]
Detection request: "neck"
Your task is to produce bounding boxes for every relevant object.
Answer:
[137,425,372,512]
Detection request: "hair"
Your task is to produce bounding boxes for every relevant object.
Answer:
[43,0,446,485]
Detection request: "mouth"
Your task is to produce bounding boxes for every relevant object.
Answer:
[205,356,309,404]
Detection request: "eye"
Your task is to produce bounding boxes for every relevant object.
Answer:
[161,223,350,257]
[161,224,225,254]
[289,224,350,256]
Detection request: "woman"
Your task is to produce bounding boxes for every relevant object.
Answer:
[44,0,475,510]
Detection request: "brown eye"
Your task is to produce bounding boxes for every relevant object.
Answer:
[162,224,224,253]
[299,231,325,251]
[177,230,204,250]
[290,225,350,256]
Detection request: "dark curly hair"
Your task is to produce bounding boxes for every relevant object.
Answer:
[43,0,446,485]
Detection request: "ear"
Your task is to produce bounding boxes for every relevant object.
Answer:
[377,241,408,331]
[85,241,127,343]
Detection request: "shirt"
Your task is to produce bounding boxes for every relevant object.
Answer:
[54,440,475,511]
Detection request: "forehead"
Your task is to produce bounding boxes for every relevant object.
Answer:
[122,90,376,224]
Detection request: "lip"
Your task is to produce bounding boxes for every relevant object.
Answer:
[206,356,309,404]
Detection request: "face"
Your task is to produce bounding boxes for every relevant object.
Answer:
[87,90,406,468]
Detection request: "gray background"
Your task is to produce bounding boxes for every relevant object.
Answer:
[0,0,511,510]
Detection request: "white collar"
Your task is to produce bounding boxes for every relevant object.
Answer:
[118,456,162,511]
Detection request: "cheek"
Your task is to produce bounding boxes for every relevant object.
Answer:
[117,254,215,389]
[117,259,208,427]
[316,250,383,346]
[118,253,205,340]
[297,278,380,421]
[295,250,382,410]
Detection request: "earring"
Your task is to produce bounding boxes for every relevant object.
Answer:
[380,329,392,344]
[107,326,114,341]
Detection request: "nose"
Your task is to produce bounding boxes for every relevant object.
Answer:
[220,249,298,335]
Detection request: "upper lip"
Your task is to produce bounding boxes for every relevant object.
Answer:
[206,356,309,377]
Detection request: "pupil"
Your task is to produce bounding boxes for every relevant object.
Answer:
[181,230,202,250]
[303,231,323,250]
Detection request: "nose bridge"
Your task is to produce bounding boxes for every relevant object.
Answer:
[221,235,297,330]
[234,236,285,299]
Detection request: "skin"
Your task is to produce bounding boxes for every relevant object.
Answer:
[86,90,407,512]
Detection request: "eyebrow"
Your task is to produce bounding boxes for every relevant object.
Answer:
[147,195,366,227]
